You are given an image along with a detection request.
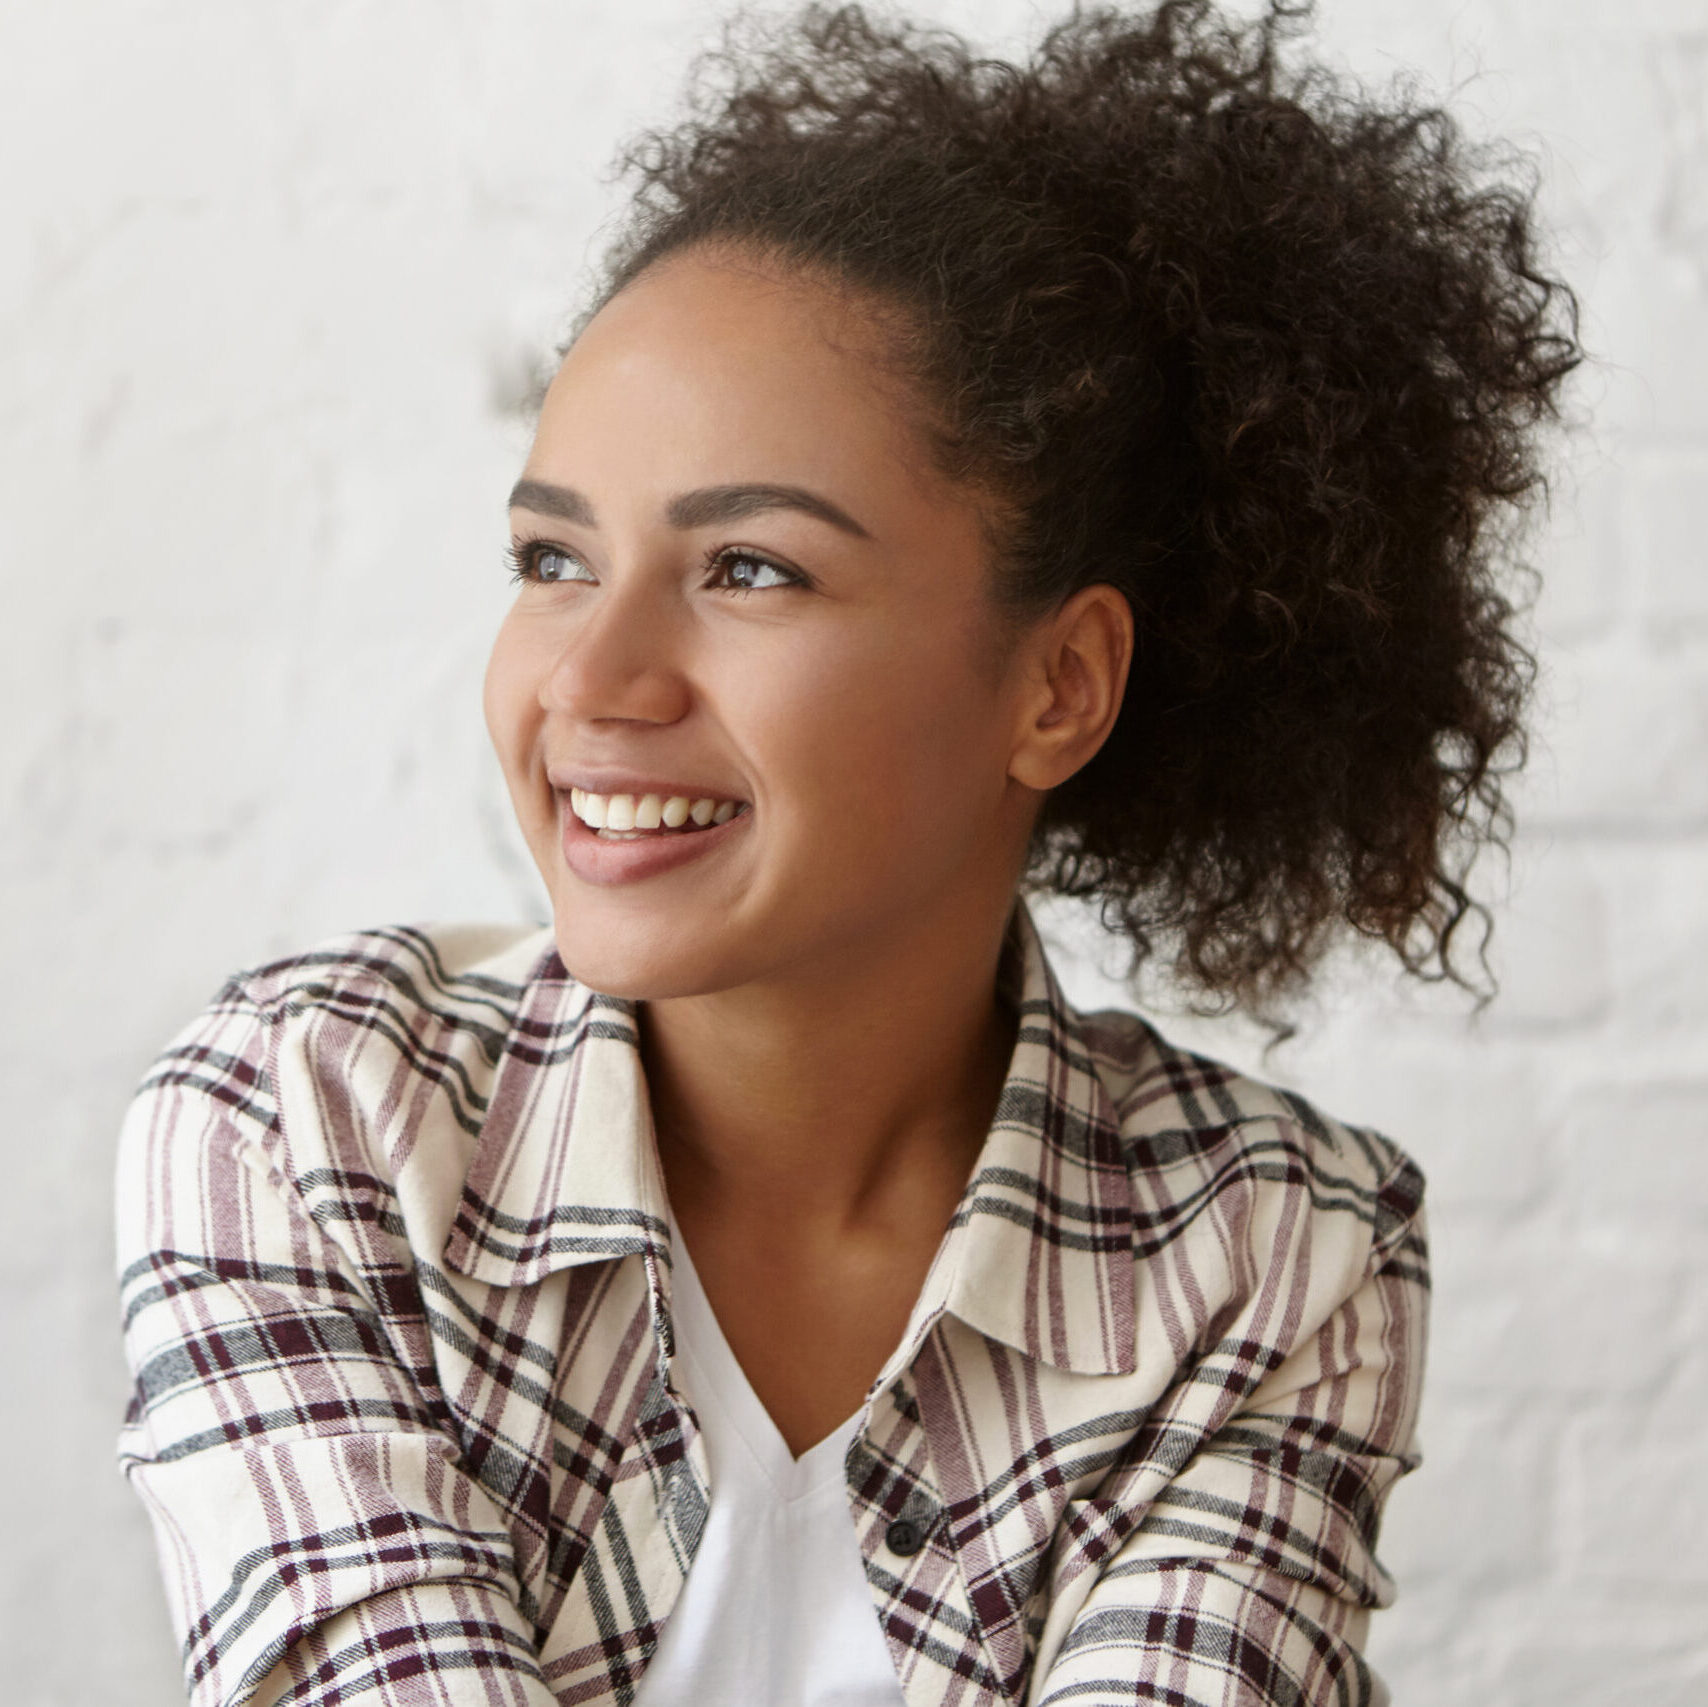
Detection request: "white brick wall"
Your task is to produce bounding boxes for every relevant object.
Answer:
[2,3,1701,1703]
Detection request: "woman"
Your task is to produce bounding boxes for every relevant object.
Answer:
[115,3,1579,1703]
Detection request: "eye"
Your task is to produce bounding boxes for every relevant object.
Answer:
[706,549,803,593]
[509,541,595,585]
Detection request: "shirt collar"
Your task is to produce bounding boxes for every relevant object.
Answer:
[443,900,1138,1377]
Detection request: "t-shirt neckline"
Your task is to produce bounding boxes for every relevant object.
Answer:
[666,1210,864,1500]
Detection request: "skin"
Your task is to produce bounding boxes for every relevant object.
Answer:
[485,244,1132,1455]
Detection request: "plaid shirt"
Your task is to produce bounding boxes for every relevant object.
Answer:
[116,901,1428,1707]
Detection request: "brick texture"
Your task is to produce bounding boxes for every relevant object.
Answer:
[3,3,1702,1704]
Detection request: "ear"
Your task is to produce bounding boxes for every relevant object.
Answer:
[1008,583,1134,791]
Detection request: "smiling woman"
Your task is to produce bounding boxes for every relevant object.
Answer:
[487,247,1126,1021]
[113,4,1578,1706]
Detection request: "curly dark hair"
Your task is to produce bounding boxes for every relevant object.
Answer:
[576,0,1582,1016]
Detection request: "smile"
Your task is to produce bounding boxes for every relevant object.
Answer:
[558,785,752,886]
[570,788,748,838]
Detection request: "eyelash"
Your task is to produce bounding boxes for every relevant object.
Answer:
[505,538,806,596]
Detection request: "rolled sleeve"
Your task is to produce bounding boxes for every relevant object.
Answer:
[116,986,560,1707]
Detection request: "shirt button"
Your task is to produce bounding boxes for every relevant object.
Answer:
[886,1517,929,1557]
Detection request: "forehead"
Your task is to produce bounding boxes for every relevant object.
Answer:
[534,247,941,501]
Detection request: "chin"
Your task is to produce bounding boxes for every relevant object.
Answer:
[548,910,744,1003]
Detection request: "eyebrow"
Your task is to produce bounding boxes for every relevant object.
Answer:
[507,477,873,541]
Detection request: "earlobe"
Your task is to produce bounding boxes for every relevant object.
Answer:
[1008,584,1133,791]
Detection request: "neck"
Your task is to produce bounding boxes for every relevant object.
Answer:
[637,893,1022,1240]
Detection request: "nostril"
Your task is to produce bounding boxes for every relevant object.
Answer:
[540,626,695,728]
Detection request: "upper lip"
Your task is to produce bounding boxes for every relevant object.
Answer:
[546,764,749,802]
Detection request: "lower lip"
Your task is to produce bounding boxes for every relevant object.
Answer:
[558,797,752,886]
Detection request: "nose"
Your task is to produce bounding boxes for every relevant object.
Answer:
[539,574,693,728]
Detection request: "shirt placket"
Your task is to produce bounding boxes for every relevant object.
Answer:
[845,1347,1012,1707]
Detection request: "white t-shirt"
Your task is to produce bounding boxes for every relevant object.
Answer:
[633,1215,910,1707]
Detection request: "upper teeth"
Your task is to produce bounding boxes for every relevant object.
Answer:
[570,789,741,831]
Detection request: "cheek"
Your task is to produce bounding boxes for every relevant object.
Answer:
[736,620,1009,831]
[483,616,543,772]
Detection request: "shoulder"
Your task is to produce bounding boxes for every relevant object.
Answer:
[223,921,557,1033]
[1076,1001,1427,1291]
[140,921,558,1094]
[127,920,560,1171]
